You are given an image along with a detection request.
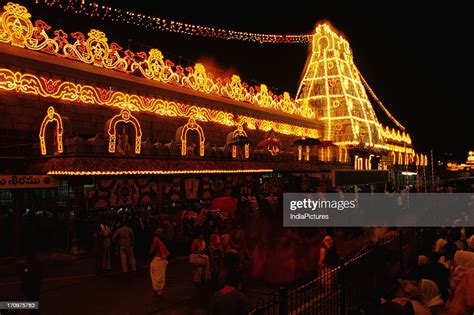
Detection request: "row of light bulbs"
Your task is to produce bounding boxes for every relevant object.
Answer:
[37,0,312,44]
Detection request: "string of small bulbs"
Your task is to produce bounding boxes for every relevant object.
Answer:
[35,0,312,44]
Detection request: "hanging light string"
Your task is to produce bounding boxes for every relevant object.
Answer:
[35,0,312,44]
[357,69,406,131]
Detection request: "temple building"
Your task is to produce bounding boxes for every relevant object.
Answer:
[0,3,427,255]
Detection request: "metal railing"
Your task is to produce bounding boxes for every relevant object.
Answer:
[250,228,428,315]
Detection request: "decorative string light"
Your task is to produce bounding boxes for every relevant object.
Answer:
[296,24,384,147]
[107,108,142,154]
[0,2,315,119]
[358,70,406,131]
[34,0,312,44]
[0,67,320,139]
[39,106,64,155]
[47,169,274,176]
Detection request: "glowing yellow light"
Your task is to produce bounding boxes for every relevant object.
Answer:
[34,1,312,44]
[107,108,142,154]
[47,169,273,176]
[368,154,375,169]
[0,2,314,119]
[231,124,249,159]
[0,68,319,139]
[39,106,63,155]
[296,24,382,147]
[180,117,205,156]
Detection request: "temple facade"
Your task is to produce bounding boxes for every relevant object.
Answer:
[0,3,427,255]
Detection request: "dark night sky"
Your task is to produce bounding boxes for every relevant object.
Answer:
[16,1,472,162]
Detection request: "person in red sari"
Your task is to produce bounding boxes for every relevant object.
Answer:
[149,228,169,297]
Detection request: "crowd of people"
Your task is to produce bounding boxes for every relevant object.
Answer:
[89,203,252,314]
[51,183,474,314]
[366,226,474,315]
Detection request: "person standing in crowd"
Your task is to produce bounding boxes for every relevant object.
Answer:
[112,222,136,273]
[319,235,340,270]
[189,233,210,284]
[149,228,169,297]
[419,279,445,315]
[319,235,340,289]
[220,230,231,253]
[100,221,112,271]
[209,229,223,286]
[448,269,474,315]
[210,270,249,315]
[217,250,241,289]
[465,227,474,251]
[415,251,450,301]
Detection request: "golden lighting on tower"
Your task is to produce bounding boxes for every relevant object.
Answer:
[296,23,383,147]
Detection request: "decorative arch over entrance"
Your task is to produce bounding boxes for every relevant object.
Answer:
[39,106,63,155]
[231,124,249,159]
[107,108,142,154]
[180,117,205,156]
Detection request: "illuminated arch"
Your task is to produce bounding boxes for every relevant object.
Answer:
[231,124,249,159]
[107,108,142,154]
[39,106,63,155]
[391,151,396,164]
[297,145,311,161]
[181,117,205,156]
[368,154,375,170]
[338,146,348,163]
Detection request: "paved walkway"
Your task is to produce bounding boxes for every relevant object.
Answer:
[0,236,368,314]
[0,253,273,315]
[1,255,213,315]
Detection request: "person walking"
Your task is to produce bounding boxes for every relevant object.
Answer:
[189,233,211,284]
[149,228,169,297]
[318,235,340,289]
[112,222,137,272]
[100,222,112,271]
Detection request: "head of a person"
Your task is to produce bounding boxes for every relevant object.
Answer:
[417,255,429,266]
[224,270,241,289]
[223,250,240,270]
[419,279,441,304]
[197,233,204,241]
[322,235,334,248]
[444,242,458,261]
[447,228,461,243]
[465,227,474,238]
[397,279,421,300]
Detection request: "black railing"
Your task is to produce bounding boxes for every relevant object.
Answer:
[250,228,429,315]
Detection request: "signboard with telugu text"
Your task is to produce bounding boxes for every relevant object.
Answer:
[0,175,59,189]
